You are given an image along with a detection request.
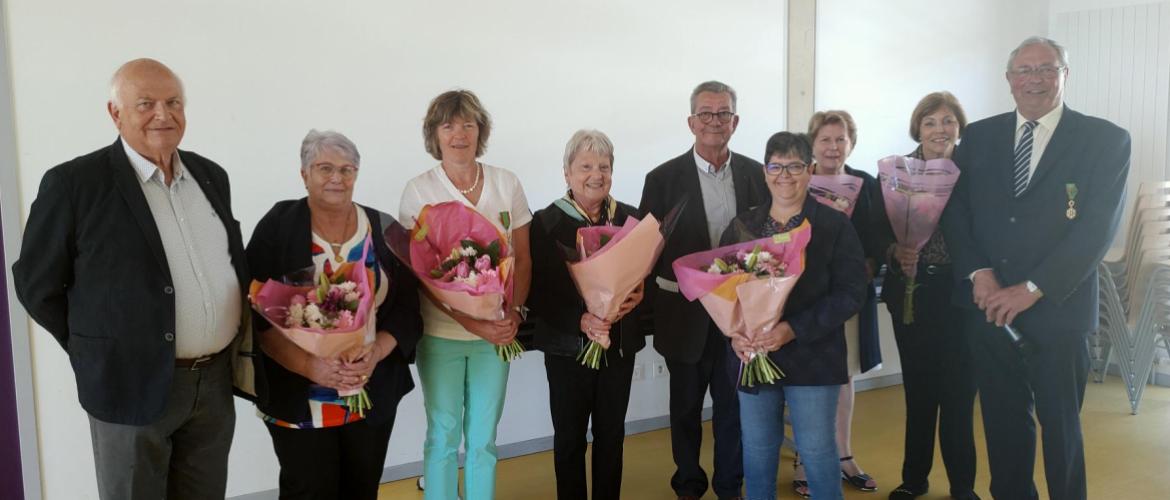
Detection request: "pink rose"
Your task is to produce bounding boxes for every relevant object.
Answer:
[455,260,471,279]
[475,254,492,273]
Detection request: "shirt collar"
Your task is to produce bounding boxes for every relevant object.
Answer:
[693,148,731,176]
[1016,104,1063,134]
[121,138,185,184]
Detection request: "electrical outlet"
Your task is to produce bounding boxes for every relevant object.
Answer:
[632,364,646,381]
[652,362,667,378]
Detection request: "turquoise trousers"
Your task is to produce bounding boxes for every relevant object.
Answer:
[417,335,510,500]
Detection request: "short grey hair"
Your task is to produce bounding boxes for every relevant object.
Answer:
[690,80,737,114]
[300,129,361,171]
[562,129,615,172]
[1007,36,1070,71]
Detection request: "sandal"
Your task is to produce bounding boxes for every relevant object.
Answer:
[792,456,810,498]
[840,456,877,492]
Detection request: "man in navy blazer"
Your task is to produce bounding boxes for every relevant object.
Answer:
[639,81,768,500]
[13,59,252,499]
[943,37,1130,500]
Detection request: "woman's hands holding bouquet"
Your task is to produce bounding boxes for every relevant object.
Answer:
[731,321,796,364]
[453,310,519,346]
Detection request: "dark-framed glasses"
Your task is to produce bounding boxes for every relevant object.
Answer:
[1009,65,1065,80]
[693,111,736,124]
[765,161,808,176]
[312,163,359,179]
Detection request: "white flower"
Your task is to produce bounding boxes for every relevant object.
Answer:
[459,246,478,257]
[706,264,723,274]
[344,291,360,303]
[286,303,305,327]
[756,251,774,262]
[336,281,357,293]
[304,303,324,326]
[454,270,480,287]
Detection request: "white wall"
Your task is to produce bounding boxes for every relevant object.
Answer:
[813,0,1050,175]
[3,0,786,498]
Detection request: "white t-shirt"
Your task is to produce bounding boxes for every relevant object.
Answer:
[398,163,533,341]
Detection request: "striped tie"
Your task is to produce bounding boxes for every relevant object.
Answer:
[1013,121,1038,197]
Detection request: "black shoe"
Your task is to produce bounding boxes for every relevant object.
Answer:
[888,482,928,500]
[950,490,981,500]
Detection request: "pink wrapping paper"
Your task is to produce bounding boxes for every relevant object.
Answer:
[876,156,961,252]
[809,174,863,217]
[568,215,664,322]
[672,221,812,344]
[250,260,377,360]
[409,202,514,320]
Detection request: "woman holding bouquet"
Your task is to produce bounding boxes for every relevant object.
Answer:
[881,92,979,500]
[725,131,867,500]
[246,129,423,500]
[529,129,646,499]
[797,110,891,494]
[398,89,532,500]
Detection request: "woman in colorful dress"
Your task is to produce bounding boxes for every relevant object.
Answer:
[246,129,422,500]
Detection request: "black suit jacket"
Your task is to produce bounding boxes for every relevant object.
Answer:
[638,148,769,363]
[942,106,1130,341]
[13,138,252,425]
[528,200,648,359]
[719,197,868,386]
[245,199,422,426]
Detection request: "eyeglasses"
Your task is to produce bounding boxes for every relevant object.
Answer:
[765,162,808,176]
[311,163,359,179]
[1009,65,1065,80]
[692,111,736,124]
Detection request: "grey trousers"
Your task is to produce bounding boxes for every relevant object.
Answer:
[88,352,235,500]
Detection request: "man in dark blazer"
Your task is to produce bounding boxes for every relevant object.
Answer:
[12,59,253,500]
[639,81,768,500]
[943,37,1130,500]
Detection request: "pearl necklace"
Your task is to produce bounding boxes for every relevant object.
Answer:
[454,163,482,195]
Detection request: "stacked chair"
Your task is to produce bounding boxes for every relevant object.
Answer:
[1095,181,1170,414]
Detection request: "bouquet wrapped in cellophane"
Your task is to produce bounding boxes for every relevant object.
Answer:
[809,174,863,217]
[673,220,812,387]
[877,155,960,324]
[250,238,376,416]
[564,214,665,368]
[386,201,524,361]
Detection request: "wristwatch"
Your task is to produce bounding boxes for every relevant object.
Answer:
[1025,280,1043,297]
[513,305,530,321]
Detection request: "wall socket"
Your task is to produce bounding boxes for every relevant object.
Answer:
[632,364,646,381]
[652,362,667,378]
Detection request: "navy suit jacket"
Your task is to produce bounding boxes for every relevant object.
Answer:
[942,106,1130,341]
[13,139,253,425]
[638,148,769,363]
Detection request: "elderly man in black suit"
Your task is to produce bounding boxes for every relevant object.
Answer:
[638,81,768,500]
[943,37,1130,500]
[13,59,252,500]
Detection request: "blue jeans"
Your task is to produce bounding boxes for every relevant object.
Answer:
[739,383,842,500]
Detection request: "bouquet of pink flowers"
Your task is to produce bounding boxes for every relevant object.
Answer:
[809,174,863,217]
[250,239,376,416]
[566,215,664,368]
[673,221,812,387]
[877,155,961,324]
[404,202,523,362]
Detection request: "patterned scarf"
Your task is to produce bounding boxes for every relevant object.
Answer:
[553,189,617,226]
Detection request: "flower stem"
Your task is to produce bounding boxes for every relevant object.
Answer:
[496,339,525,362]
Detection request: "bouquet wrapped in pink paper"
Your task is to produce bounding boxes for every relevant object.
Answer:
[396,201,523,361]
[809,174,863,216]
[673,221,812,386]
[566,214,665,368]
[250,239,377,416]
[877,155,961,324]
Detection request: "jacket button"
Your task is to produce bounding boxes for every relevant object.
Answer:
[164,332,175,342]
[164,286,174,294]
[1009,217,1016,223]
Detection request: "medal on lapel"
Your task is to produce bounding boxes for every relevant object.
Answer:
[1065,183,1078,220]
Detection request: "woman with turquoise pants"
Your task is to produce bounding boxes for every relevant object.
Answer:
[398,89,533,500]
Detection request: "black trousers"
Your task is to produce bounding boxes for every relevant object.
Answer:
[265,414,397,500]
[965,309,1090,500]
[666,326,743,498]
[545,350,637,500]
[886,270,977,495]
